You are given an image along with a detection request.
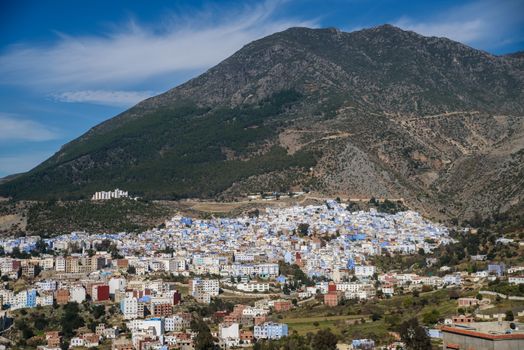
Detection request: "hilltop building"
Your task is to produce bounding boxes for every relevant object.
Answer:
[91,189,129,200]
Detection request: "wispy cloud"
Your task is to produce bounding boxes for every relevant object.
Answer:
[0,1,317,91]
[393,0,524,51]
[0,113,59,142]
[394,17,484,44]
[53,90,156,107]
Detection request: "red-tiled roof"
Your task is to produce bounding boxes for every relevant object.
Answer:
[441,326,524,340]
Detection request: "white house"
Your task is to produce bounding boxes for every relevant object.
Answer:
[70,286,86,303]
[509,276,524,285]
[220,322,239,340]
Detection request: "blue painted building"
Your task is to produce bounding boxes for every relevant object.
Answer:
[254,322,288,340]
[26,289,37,308]
[352,338,375,349]
[488,263,505,277]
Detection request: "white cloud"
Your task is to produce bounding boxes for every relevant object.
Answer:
[394,17,484,44]
[53,90,156,107]
[0,0,317,90]
[392,0,524,50]
[0,113,59,142]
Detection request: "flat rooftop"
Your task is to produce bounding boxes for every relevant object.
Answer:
[442,322,524,340]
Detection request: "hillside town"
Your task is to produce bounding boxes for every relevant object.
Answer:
[0,200,522,349]
[2,0,524,349]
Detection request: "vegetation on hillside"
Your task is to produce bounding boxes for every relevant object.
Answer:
[0,26,522,222]
[9,302,119,349]
[25,199,171,236]
[487,279,524,297]
[254,328,338,350]
[260,288,459,349]
[1,90,316,201]
[345,198,408,214]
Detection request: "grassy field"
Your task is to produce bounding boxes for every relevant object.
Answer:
[171,283,189,296]
[219,292,268,305]
[477,297,524,315]
[280,314,366,335]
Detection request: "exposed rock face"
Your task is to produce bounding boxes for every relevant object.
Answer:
[1,25,523,220]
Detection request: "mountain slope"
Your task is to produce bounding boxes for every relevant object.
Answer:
[1,25,523,220]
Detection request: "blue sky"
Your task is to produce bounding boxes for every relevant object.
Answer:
[1,0,523,177]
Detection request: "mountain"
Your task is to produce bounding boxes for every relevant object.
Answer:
[1,25,523,220]
[505,51,524,59]
[0,173,23,185]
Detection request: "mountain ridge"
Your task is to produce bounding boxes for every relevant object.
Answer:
[1,25,523,221]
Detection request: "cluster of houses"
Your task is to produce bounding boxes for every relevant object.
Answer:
[215,301,289,348]
[0,200,522,349]
[2,201,453,279]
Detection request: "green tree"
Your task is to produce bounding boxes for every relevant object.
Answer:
[33,314,47,330]
[22,327,34,339]
[297,223,310,236]
[92,304,105,319]
[311,329,338,350]
[422,309,440,325]
[191,319,216,350]
[371,312,382,321]
[34,239,48,255]
[282,284,290,295]
[61,302,85,337]
[399,318,431,350]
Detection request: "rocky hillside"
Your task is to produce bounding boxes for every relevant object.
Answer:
[1,25,523,221]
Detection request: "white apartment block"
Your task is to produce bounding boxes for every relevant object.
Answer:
[234,253,255,262]
[220,322,239,340]
[237,282,270,292]
[121,297,139,320]
[109,277,127,295]
[168,258,187,272]
[354,265,376,277]
[255,263,279,277]
[0,289,14,305]
[382,286,394,296]
[191,279,219,296]
[121,297,144,320]
[335,282,373,293]
[70,286,86,303]
[508,266,524,274]
[91,188,129,200]
[165,315,190,332]
[36,294,54,306]
[40,257,55,270]
[36,280,57,292]
[55,257,66,272]
[126,319,164,336]
[509,276,524,285]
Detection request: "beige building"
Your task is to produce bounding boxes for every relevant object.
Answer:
[442,322,524,350]
[65,256,80,273]
[55,256,66,272]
